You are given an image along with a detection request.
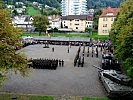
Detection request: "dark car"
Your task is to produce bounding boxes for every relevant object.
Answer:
[98,70,133,98]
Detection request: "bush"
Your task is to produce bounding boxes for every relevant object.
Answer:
[124,58,133,77]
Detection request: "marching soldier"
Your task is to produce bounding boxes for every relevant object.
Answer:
[78,57,81,67]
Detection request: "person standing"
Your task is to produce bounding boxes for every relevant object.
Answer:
[52,47,54,52]
[62,60,64,67]
[95,46,98,58]
[92,46,94,57]
[67,47,69,53]
[59,59,61,66]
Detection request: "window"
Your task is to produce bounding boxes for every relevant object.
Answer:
[103,24,107,27]
[111,18,113,21]
[64,21,65,23]
[103,18,107,21]
[105,30,107,33]
[76,27,78,29]
[103,30,108,33]
[75,19,79,21]
[70,23,72,26]
[75,24,79,25]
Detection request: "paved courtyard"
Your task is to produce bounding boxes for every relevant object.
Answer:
[0,44,106,97]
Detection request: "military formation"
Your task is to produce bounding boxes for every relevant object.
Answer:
[29,58,64,70]
[74,46,85,67]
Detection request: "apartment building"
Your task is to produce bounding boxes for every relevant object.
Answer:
[62,15,93,32]
[98,7,119,35]
[61,0,87,16]
[48,15,61,29]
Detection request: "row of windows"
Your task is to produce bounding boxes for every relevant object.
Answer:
[103,30,108,33]
[86,25,92,28]
[103,24,107,27]
[86,22,92,24]
[103,18,114,21]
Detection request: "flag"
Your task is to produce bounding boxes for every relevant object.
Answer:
[45,30,49,36]
[48,33,51,37]
[45,29,51,38]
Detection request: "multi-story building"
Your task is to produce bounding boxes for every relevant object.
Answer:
[61,15,93,32]
[12,15,34,31]
[48,15,61,29]
[61,0,87,16]
[98,7,120,35]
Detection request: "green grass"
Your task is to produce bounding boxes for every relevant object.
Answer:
[90,32,108,41]
[22,32,89,38]
[26,6,41,15]
[22,32,109,41]
[0,93,53,100]
[82,97,111,100]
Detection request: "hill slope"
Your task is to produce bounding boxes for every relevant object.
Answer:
[5,0,125,9]
[39,0,125,9]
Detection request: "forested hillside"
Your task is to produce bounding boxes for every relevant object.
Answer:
[86,0,125,9]
[5,0,125,9]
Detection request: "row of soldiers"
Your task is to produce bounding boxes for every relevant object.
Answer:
[29,58,64,70]
[87,46,98,58]
[74,46,81,66]
[74,46,85,67]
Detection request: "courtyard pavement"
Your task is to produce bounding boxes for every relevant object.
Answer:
[0,44,106,97]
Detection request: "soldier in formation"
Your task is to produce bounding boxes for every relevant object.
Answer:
[95,46,98,58]
[30,58,64,70]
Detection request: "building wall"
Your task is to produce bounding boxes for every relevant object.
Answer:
[62,20,69,28]
[67,19,86,32]
[86,21,93,28]
[61,0,87,16]
[98,17,116,35]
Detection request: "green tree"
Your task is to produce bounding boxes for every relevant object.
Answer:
[110,0,133,77]
[93,9,102,30]
[0,2,29,85]
[33,15,50,36]
[0,0,4,9]
[12,9,18,16]
[85,27,92,36]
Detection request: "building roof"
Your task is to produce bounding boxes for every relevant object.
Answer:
[62,15,93,21]
[100,7,120,17]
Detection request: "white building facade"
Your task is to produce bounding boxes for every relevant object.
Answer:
[61,0,87,16]
[48,15,61,29]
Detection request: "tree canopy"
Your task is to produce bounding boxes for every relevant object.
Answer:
[110,0,133,77]
[93,9,102,30]
[0,1,29,85]
[33,15,49,36]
